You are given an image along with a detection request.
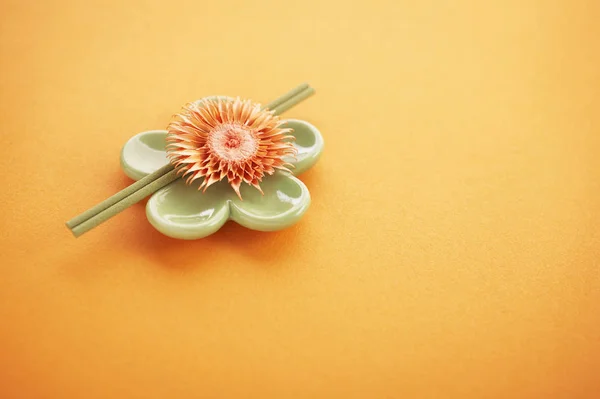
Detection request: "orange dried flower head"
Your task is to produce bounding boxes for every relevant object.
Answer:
[166,97,297,199]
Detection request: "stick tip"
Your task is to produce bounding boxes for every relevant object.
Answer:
[70,228,83,238]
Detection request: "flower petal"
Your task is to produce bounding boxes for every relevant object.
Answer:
[120,130,169,181]
[282,119,324,175]
[146,179,231,240]
[120,97,232,181]
[192,95,234,107]
[229,173,311,231]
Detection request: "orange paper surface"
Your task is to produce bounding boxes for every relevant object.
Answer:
[0,1,599,398]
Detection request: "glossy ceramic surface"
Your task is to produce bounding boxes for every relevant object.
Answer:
[120,115,323,239]
[120,130,170,180]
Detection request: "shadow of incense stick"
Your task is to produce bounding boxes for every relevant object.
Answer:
[66,84,315,238]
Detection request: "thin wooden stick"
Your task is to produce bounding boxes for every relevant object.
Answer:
[70,169,180,237]
[66,163,175,229]
[263,82,309,111]
[272,87,315,115]
[67,84,315,237]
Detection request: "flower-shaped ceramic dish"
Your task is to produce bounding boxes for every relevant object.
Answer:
[120,100,323,240]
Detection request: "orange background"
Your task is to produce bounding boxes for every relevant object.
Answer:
[1,1,599,398]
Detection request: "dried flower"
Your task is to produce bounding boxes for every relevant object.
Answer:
[166,97,297,199]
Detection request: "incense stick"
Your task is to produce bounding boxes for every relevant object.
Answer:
[65,163,174,229]
[70,168,181,237]
[67,84,315,237]
[263,82,309,111]
[272,87,315,115]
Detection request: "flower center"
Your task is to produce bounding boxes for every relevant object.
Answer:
[208,123,258,162]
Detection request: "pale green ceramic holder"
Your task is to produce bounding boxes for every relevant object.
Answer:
[120,113,324,240]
